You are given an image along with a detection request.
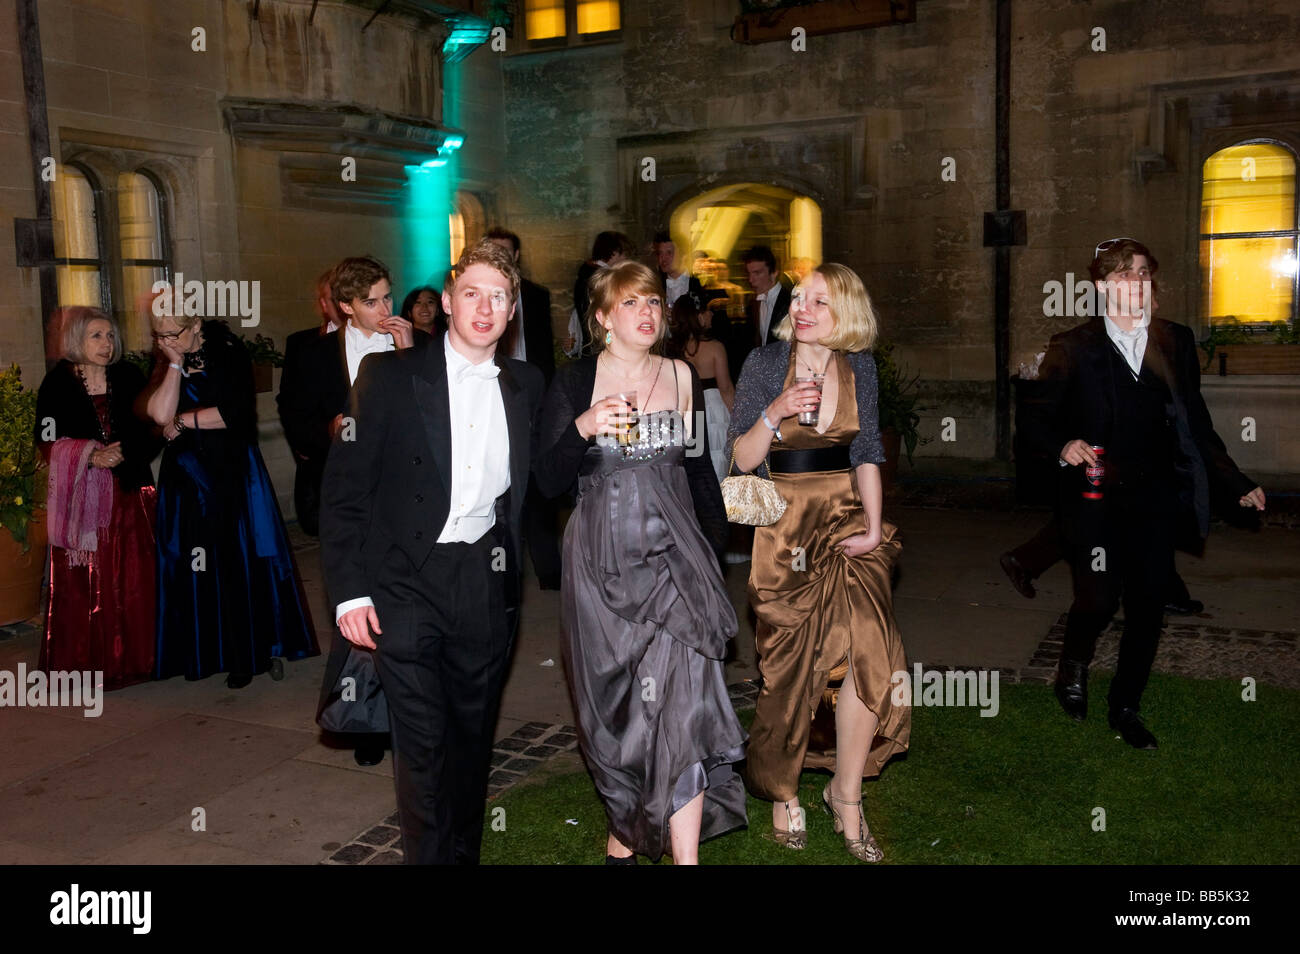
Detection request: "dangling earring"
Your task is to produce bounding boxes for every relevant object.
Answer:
[604,328,613,346]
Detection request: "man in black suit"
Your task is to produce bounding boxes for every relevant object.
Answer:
[277,266,343,536]
[291,258,421,766]
[487,226,555,383]
[1020,238,1265,749]
[722,245,792,383]
[486,226,561,589]
[741,245,792,348]
[652,229,707,310]
[567,230,634,356]
[321,239,544,864]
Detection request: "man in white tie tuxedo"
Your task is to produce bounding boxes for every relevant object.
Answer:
[303,258,424,766]
[321,239,544,863]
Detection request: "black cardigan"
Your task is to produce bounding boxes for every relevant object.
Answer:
[34,360,160,490]
[534,354,729,556]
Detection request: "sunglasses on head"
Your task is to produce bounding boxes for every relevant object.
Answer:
[1094,237,1139,257]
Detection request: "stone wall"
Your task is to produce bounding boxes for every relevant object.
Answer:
[3,0,1297,505]
[492,0,1300,473]
[1,0,462,512]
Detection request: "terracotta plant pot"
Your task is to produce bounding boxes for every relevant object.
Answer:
[0,508,47,626]
[252,362,274,393]
[1203,344,1300,375]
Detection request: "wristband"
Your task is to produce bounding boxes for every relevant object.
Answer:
[173,413,187,433]
[168,362,183,371]
[762,410,783,443]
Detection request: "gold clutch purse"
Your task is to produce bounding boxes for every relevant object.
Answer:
[720,451,787,526]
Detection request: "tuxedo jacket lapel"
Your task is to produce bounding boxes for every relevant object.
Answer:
[496,358,530,517]
[414,338,454,500]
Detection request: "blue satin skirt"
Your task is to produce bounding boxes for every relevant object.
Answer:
[155,436,319,680]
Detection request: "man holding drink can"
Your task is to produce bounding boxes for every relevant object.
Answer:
[1021,238,1265,749]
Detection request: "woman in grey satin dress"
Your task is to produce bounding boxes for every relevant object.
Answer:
[535,261,747,864]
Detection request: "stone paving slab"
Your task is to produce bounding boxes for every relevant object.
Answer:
[1031,613,1298,690]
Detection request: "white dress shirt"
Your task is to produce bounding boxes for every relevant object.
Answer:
[344,320,394,385]
[1103,312,1150,379]
[438,335,511,543]
[664,271,690,308]
[334,335,510,623]
[756,286,779,341]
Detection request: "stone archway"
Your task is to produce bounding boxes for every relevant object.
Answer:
[666,182,823,286]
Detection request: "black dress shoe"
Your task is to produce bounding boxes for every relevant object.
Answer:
[1164,598,1204,616]
[999,552,1036,599]
[354,744,384,766]
[604,853,637,865]
[225,672,253,690]
[1053,660,1088,722]
[538,574,562,591]
[1109,708,1158,749]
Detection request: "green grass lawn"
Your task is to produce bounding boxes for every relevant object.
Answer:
[480,673,1300,865]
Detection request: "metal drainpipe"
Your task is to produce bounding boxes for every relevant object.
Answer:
[993,0,1012,460]
[15,0,59,367]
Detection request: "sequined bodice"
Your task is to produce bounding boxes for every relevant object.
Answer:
[580,409,689,491]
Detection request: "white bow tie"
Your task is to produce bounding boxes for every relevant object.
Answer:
[456,361,500,383]
[351,331,390,354]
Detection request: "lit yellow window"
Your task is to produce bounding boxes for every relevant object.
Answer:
[51,165,103,311]
[1199,142,1298,327]
[449,211,465,267]
[577,0,619,34]
[118,171,168,349]
[525,0,565,40]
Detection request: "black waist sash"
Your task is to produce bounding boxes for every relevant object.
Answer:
[699,377,718,390]
[768,444,852,474]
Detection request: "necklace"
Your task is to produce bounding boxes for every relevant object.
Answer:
[182,328,207,374]
[600,351,665,397]
[598,350,667,415]
[75,364,112,442]
[599,348,653,381]
[796,344,832,377]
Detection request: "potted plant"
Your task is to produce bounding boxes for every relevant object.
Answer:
[122,349,152,377]
[873,342,925,492]
[240,333,285,393]
[0,364,47,625]
[1199,320,1300,374]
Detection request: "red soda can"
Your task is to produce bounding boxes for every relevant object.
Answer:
[1082,445,1105,500]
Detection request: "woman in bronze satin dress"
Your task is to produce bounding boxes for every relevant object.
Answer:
[727,263,909,862]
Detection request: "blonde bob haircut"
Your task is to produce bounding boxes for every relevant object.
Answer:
[586,260,668,351]
[60,306,123,365]
[774,262,879,353]
[148,300,200,332]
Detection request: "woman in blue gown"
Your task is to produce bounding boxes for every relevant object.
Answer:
[141,314,318,688]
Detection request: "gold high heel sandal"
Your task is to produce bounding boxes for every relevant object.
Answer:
[765,800,806,850]
[822,784,883,863]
